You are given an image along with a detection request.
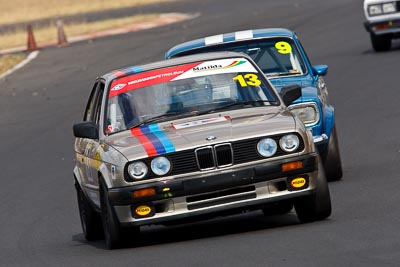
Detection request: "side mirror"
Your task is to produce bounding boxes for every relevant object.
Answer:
[73,121,99,139]
[311,65,328,80]
[281,84,302,106]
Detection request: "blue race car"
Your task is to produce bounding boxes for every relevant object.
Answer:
[165,28,342,181]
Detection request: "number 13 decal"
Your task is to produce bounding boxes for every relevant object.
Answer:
[233,74,261,87]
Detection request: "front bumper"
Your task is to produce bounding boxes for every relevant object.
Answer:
[108,153,320,226]
[313,134,328,145]
[364,19,400,35]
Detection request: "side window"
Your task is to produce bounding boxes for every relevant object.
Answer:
[84,81,104,122]
[84,82,100,121]
[93,83,105,124]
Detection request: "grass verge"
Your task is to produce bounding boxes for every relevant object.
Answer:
[0,0,175,26]
[0,54,26,75]
[0,14,162,51]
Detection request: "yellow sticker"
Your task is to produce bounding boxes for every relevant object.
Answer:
[232,74,261,87]
[135,205,152,216]
[290,177,306,188]
[275,41,292,54]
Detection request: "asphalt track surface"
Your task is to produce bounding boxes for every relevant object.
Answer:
[1,0,399,266]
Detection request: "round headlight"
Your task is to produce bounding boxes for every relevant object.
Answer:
[257,138,277,157]
[289,103,319,126]
[151,156,171,176]
[279,134,300,153]
[128,161,148,180]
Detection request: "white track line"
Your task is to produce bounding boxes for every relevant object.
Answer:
[0,50,40,80]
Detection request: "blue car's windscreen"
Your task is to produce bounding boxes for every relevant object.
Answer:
[172,38,307,78]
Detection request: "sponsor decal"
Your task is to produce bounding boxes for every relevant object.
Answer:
[109,63,200,98]
[290,177,307,189]
[110,83,126,91]
[135,205,152,216]
[111,165,116,180]
[108,58,258,98]
[193,60,246,72]
[172,116,229,130]
[130,124,176,157]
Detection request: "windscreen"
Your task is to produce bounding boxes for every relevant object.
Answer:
[174,38,307,78]
[106,58,278,134]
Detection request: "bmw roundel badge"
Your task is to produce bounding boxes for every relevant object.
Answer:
[206,136,217,141]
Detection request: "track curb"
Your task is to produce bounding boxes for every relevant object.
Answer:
[0,12,199,80]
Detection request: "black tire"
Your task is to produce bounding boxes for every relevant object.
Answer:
[262,201,293,216]
[99,179,140,249]
[294,160,332,223]
[99,179,123,249]
[370,33,391,52]
[323,125,343,181]
[75,181,104,241]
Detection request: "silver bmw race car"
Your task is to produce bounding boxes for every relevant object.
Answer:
[73,51,331,249]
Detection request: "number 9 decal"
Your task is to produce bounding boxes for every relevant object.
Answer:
[275,41,292,54]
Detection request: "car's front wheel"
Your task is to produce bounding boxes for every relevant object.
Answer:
[100,179,125,249]
[75,180,104,241]
[294,160,332,223]
[99,179,139,249]
[323,125,343,181]
[370,33,392,52]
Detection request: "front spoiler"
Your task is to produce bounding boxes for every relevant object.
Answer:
[107,153,320,226]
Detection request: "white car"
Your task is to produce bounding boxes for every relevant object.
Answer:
[363,0,400,51]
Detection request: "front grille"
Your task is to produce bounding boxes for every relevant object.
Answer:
[124,133,304,182]
[195,146,215,170]
[215,144,233,167]
[195,143,233,170]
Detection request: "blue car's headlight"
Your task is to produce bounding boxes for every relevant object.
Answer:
[288,102,320,126]
[151,156,171,176]
[257,138,277,157]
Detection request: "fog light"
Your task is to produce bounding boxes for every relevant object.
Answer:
[282,161,303,172]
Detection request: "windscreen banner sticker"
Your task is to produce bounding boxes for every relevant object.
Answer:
[109,58,258,98]
[109,63,200,98]
[173,58,258,80]
[172,116,229,130]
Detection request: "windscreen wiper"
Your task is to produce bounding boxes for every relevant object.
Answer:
[266,71,300,77]
[129,112,180,128]
[129,110,200,128]
[197,100,276,115]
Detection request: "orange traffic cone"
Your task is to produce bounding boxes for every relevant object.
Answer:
[56,20,68,47]
[27,24,38,51]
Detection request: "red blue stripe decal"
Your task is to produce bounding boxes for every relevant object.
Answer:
[148,124,175,153]
[140,126,166,155]
[130,127,157,157]
[131,124,175,156]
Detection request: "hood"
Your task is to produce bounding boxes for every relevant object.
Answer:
[270,77,319,104]
[105,106,296,161]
